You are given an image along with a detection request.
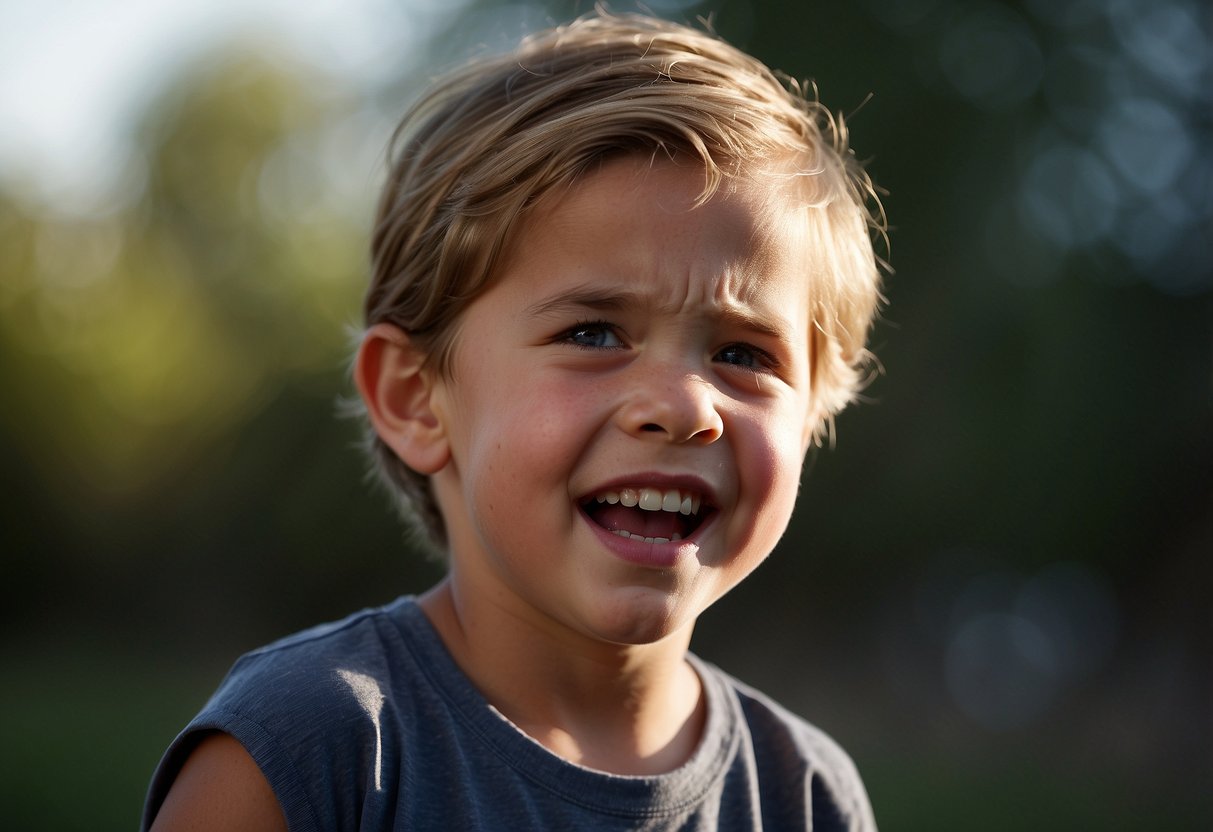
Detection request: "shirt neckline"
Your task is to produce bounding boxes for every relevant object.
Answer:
[388,595,741,818]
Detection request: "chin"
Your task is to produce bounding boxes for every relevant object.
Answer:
[589,589,700,647]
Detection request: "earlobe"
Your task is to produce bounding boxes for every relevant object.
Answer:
[354,323,450,475]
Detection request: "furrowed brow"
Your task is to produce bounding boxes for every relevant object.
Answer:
[525,287,647,319]
[526,284,795,343]
[715,306,790,341]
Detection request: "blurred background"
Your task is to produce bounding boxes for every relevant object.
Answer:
[1,0,1208,828]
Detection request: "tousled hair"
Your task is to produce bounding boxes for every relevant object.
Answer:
[359,10,887,550]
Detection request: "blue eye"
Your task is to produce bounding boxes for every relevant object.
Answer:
[562,321,624,349]
[716,343,773,370]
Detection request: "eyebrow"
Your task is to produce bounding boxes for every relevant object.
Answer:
[525,285,792,341]
[525,287,638,318]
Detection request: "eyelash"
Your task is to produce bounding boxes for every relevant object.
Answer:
[716,342,779,372]
[556,320,780,372]
[558,319,625,350]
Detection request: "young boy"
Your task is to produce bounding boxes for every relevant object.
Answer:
[144,11,884,831]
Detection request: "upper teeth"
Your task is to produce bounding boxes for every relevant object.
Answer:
[594,487,701,515]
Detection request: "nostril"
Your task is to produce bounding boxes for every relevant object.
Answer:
[640,423,664,433]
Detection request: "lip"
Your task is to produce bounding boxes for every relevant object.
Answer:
[577,472,719,568]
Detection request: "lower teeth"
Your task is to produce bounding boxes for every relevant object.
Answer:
[611,530,682,544]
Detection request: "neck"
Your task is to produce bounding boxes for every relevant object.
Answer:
[419,578,706,775]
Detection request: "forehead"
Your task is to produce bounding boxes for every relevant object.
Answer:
[501,156,813,314]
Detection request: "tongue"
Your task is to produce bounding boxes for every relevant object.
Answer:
[593,504,685,539]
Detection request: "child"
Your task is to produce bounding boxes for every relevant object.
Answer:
[144,11,885,831]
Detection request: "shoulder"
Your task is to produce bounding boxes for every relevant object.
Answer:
[695,658,877,831]
[194,600,413,743]
[238,597,414,677]
[211,596,427,746]
[144,597,425,831]
[717,665,861,777]
[149,733,287,832]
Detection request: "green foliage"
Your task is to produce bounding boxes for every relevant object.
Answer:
[1,50,367,504]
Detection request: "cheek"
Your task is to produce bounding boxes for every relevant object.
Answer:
[457,377,599,527]
[735,409,806,536]
[478,376,601,462]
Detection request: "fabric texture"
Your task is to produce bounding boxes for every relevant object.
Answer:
[143,596,875,831]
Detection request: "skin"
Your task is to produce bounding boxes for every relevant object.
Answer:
[149,733,287,831]
[149,155,822,824]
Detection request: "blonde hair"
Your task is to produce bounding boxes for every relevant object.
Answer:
[362,10,887,549]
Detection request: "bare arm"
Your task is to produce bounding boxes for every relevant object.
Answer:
[149,732,288,832]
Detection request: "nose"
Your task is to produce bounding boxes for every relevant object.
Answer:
[617,366,724,445]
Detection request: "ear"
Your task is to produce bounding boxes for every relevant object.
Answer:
[354,323,450,475]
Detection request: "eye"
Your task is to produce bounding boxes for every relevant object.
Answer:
[560,320,625,349]
[715,342,776,370]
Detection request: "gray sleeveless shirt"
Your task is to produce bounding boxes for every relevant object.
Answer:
[143,596,875,830]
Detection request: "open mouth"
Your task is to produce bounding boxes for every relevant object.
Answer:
[581,486,712,544]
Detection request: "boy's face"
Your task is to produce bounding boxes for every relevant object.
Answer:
[427,156,818,647]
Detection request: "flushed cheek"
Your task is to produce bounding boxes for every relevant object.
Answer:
[460,387,595,524]
[515,391,597,454]
[732,418,804,547]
